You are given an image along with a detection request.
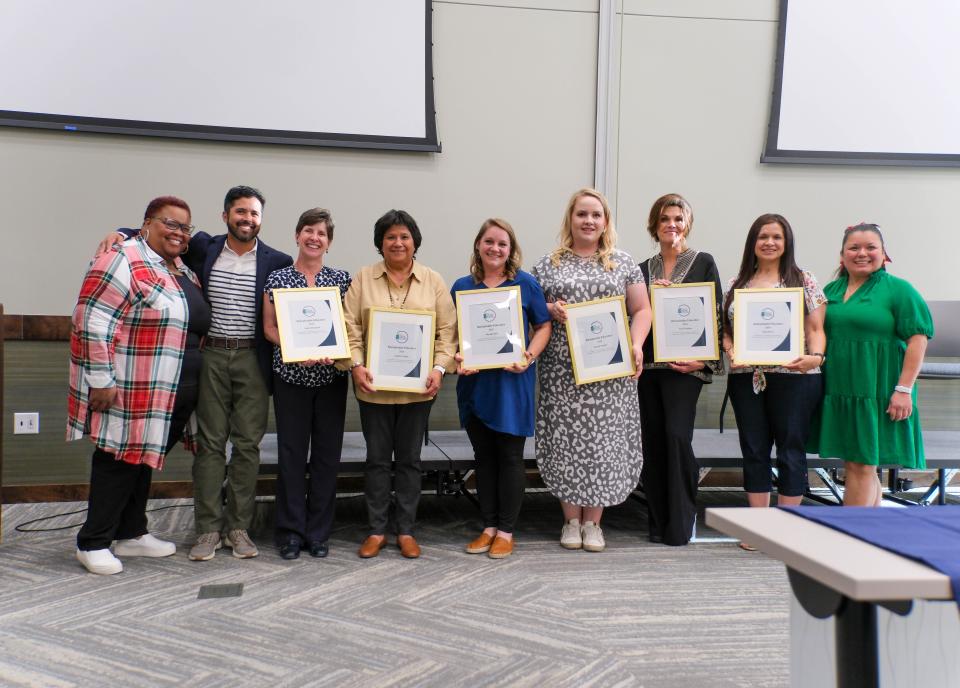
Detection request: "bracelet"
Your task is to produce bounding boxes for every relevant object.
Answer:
[350,361,362,370]
[810,352,825,363]
[433,365,446,375]
[894,384,912,394]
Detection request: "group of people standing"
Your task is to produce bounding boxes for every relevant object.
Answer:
[67,185,932,575]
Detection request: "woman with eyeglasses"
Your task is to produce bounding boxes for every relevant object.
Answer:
[809,223,933,506]
[68,196,210,575]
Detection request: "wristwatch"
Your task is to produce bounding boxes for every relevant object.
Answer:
[894,385,912,394]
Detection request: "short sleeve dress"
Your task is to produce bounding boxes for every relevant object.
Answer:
[531,249,645,506]
[810,269,933,467]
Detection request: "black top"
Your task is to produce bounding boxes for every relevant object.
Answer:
[639,252,724,383]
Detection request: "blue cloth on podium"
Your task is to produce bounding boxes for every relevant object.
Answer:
[784,506,960,606]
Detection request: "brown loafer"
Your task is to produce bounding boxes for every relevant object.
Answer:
[358,535,386,558]
[397,534,421,559]
[488,536,513,559]
[465,532,495,554]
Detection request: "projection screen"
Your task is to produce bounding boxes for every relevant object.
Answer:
[763,0,960,167]
[0,0,439,151]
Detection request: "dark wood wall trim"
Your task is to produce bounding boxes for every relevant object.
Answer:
[3,314,71,341]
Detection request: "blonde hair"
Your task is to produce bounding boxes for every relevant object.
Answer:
[550,188,619,271]
[469,218,522,283]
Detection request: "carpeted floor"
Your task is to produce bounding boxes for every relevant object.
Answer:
[0,490,790,688]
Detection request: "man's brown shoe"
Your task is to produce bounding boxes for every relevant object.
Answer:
[397,534,421,559]
[488,536,514,559]
[358,535,386,558]
[465,532,495,554]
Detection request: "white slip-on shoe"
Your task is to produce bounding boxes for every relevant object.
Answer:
[560,518,583,550]
[76,548,123,575]
[581,521,606,552]
[113,533,176,558]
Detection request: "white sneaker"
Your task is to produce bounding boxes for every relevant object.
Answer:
[76,548,123,575]
[560,518,582,550]
[581,521,606,552]
[113,533,176,558]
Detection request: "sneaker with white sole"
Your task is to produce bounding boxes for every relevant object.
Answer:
[225,529,259,559]
[581,521,605,552]
[76,548,123,575]
[188,532,222,561]
[113,533,176,558]
[560,518,582,550]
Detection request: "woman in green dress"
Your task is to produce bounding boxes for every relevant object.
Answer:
[812,224,933,506]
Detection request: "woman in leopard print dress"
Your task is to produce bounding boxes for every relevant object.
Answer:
[531,188,651,552]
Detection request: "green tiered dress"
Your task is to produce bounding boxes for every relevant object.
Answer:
[811,269,933,467]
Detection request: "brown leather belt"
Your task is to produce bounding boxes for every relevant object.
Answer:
[205,336,256,350]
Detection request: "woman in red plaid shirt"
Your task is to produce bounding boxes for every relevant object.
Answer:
[68,196,210,575]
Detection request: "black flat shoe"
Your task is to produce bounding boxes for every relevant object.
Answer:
[308,541,329,558]
[279,538,301,560]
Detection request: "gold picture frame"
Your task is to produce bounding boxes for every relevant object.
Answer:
[365,307,437,393]
[564,295,636,385]
[650,282,720,363]
[454,285,526,370]
[273,287,351,363]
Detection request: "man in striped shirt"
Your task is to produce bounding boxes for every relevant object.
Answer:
[182,186,292,561]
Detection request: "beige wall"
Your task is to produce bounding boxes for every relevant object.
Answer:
[3,0,958,316]
[0,0,600,315]
[613,0,959,299]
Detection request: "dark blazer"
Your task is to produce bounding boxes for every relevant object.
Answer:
[119,228,293,390]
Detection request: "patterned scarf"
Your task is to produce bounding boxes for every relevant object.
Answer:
[647,248,699,284]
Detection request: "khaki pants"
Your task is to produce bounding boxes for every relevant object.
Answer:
[192,347,268,534]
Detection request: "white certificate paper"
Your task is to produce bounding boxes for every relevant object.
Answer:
[467,302,514,356]
[744,301,793,353]
[377,322,424,378]
[576,311,624,368]
[287,298,338,349]
[662,296,707,348]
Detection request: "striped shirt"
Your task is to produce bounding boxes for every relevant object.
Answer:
[207,240,258,338]
[66,237,199,468]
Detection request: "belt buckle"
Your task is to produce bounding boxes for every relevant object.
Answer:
[226,337,239,350]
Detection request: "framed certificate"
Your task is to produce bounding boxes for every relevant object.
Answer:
[454,286,526,370]
[732,288,805,365]
[273,287,351,363]
[365,307,436,393]
[564,295,636,385]
[650,282,720,362]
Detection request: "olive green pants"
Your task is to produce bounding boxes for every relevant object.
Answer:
[192,347,268,534]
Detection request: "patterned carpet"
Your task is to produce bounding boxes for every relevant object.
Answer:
[0,491,789,688]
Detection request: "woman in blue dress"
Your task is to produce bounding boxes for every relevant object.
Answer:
[451,218,551,559]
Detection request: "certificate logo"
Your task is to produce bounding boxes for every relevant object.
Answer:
[394,329,409,344]
[590,320,603,335]
[482,308,497,322]
[760,307,775,320]
[302,306,316,317]
[676,304,690,317]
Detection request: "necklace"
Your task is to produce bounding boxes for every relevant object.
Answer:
[388,276,412,309]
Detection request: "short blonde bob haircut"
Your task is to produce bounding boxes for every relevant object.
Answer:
[469,218,523,283]
[550,187,619,271]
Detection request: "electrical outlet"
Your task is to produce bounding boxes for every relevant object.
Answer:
[14,412,40,434]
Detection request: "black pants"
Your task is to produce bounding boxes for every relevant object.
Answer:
[465,415,527,533]
[727,373,823,497]
[358,400,432,535]
[77,381,198,551]
[638,369,704,546]
[273,374,347,545]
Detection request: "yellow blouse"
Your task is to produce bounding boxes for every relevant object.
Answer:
[337,260,458,404]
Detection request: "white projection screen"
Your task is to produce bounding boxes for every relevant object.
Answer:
[0,0,439,151]
[763,0,960,166]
